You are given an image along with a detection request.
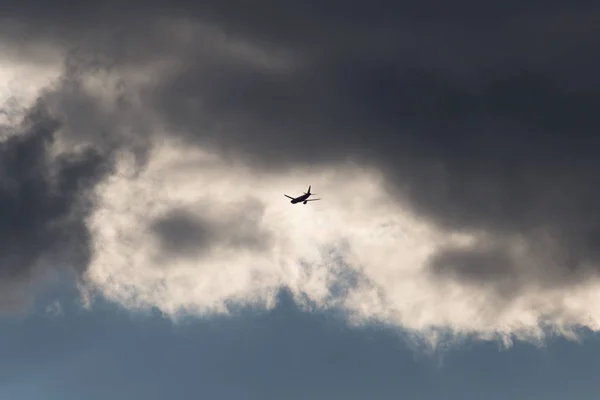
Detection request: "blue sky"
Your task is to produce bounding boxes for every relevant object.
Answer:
[2,287,600,400]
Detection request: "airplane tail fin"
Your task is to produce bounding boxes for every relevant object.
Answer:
[307,185,311,194]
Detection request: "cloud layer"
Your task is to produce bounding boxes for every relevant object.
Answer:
[1,1,600,345]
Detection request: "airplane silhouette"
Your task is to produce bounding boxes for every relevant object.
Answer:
[284,186,321,205]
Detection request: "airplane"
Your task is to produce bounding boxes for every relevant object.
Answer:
[284,186,321,205]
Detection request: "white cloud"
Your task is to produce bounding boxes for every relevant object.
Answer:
[46,300,63,316]
[77,132,600,345]
[0,56,62,127]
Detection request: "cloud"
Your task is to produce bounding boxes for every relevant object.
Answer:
[0,95,111,311]
[1,1,600,345]
[149,202,272,259]
[45,300,63,316]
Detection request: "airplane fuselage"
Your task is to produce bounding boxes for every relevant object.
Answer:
[285,186,320,205]
[290,193,310,204]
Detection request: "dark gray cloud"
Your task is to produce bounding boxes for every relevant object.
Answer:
[1,0,599,311]
[151,210,215,257]
[150,202,272,261]
[427,240,525,302]
[0,43,150,311]
[0,98,112,309]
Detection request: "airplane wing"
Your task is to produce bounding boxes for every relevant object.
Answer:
[305,198,321,201]
[284,194,295,199]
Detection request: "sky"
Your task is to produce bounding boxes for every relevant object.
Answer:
[0,1,600,398]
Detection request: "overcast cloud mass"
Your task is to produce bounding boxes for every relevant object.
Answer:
[1,0,600,345]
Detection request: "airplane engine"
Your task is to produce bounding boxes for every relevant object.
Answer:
[303,201,307,204]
